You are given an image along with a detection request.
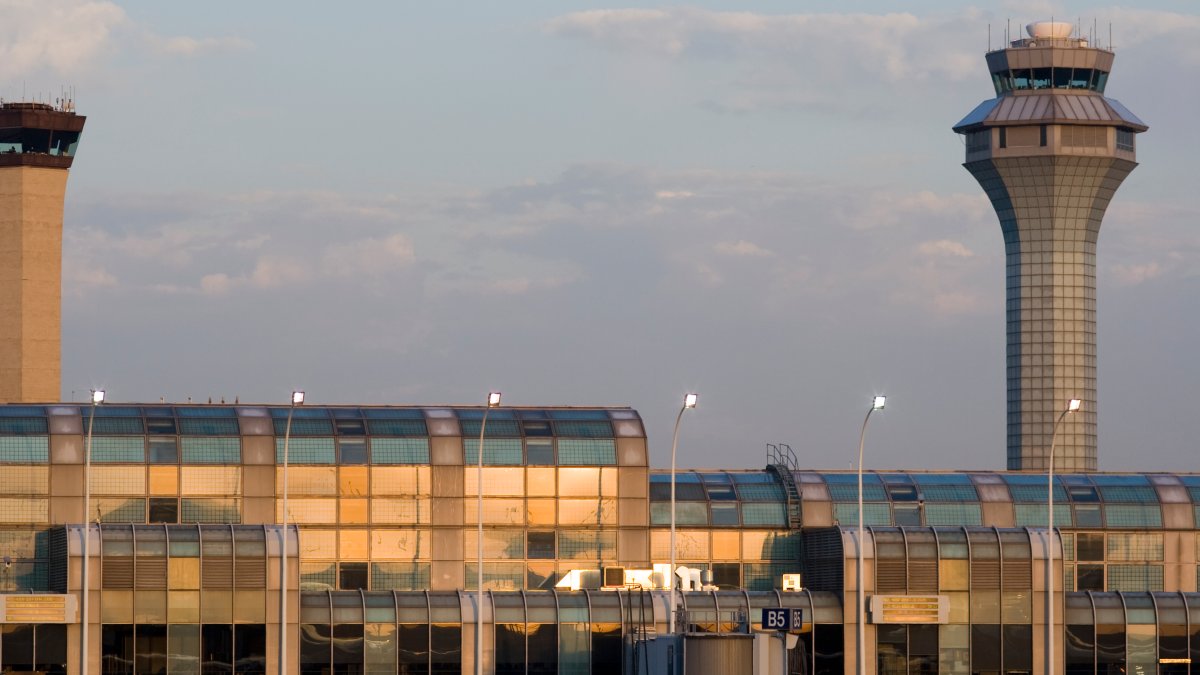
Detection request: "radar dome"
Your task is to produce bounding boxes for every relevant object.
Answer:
[1026,21,1073,39]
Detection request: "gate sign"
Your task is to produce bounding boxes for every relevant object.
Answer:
[762,608,804,631]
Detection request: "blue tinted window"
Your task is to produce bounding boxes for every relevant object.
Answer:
[91,437,145,462]
[276,438,335,464]
[0,406,45,417]
[366,419,427,436]
[182,438,241,464]
[0,417,47,434]
[553,421,613,438]
[557,439,616,465]
[1097,486,1158,503]
[369,438,430,464]
[650,502,707,526]
[742,503,787,526]
[1104,505,1161,528]
[148,439,177,464]
[710,503,740,526]
[361,408,426,419]
[459,420,521,437]
[1090,475,1150,487]
[179,418,239,435]
[0,436,48,462]
[338,439,367,465]
[1074,504,1103,527]
[272,418,333,436]
[89,418,144,434]
[833,503,890,527]
[920,485,979,502]
[913,474,973,485]
[1014,504,1072,528]
[463,439,523,465]
[733,480,785,502]
[706,485,737,501]
[548,410,610,420]
[525,439,554,465]
[1005,482,1069,503]
[177,407,236,417]
[924,503,982,526]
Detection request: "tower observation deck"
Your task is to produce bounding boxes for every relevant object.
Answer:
[953,22,1147,472]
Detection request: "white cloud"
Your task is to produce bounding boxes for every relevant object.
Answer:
[150,35,253,57]
[249,256,310,289]
[1110,261,1162,286]
[0,0,125,80]
[0,0,253,83]
[918,239,975,258]
[655,190,695,200]
[714,240,773,257]
[322,233,416,278]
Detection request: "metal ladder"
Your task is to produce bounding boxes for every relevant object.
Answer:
[767,443,803,529]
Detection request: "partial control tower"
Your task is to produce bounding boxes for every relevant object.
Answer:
[0,101,85,403]
[954,22,1147,472]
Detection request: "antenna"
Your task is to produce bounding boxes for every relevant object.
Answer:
[1109,23,1112,51]
[988,23,991,51]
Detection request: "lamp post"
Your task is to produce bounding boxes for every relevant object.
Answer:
[1047,398,1081,675]
[279,390,304,675]
[477,391,501,675]
[80,389,103,675]
[856,395,885,675]
[669,393,698,635]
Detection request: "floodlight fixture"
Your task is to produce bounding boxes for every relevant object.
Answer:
[292,391,305,405]
[488,392,502,407]
[1068,399,1081,412]
[872,395,886,410]
[683,393,698,409]
[92,390,105,404]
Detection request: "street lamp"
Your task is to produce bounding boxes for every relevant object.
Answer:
[80,389,104,675]
[477,391,501,675]
[669,393,698,635]
[856,395,885,675]
[1046,398,1081,675]
[279,390,303,675]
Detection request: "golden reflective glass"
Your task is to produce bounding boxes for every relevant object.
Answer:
[90,466,146,495]
[278,498,337,524]
[0,466,48,495]
[0,498,48,523]
[969,590,1000,623]
[463,529,525,559]
[234,590,266,623]
[939,560,970,591]
[371,529,429,559]
[167,590,200,624]
[462,499,524,525]
[599,468,618,497]
[947,592,970,623]
[182,466,241,496]
[298,529,337,560]
[148,466,178,495]
[526,468,556,497]
[168,558,200,590]
[340,498,369,524]
[558,468,601,497]
[278,466,336,495]
[1001,590,1031,623]
[101,590,133,623]
[370,467,430,496]
[558,499,616,526]
[134,590,167,624]
[711,531,740,560]
[339,467,369,497]
[339,529,370,559]
[526,499,555,526]
[200,590,233,624]
[370,498,429,525]
[651,530,709,560]
[464,467,525,497]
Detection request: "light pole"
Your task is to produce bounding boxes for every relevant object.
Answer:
[80,389,103,675]
[279,390,303,675]
[1047,398,1081,675]
[856,395,885,675]
[477,391,501,675]
[669,393,698,635]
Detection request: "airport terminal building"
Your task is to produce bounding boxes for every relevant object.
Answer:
[0,402,1196,674]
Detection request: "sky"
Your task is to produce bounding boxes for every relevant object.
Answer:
[4,1,1199,472]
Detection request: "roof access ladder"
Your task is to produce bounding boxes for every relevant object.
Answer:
[766,443,803,529]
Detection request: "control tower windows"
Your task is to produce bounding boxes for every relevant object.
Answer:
[991,68,1109,94]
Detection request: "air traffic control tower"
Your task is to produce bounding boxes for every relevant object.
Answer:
[0,101,85,404]
[954,22,1147,472]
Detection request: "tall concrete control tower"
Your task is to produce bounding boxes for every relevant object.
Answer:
[0,101,85,403]
[954,22,1147,472]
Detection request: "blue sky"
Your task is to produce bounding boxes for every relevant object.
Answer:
[5,1,1199,471]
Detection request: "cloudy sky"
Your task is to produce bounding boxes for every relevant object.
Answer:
[7,0,1199,472]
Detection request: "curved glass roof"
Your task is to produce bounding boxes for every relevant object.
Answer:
[647,470,1200,530]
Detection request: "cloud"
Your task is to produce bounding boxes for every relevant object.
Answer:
[0,0,125,80]
[1110,261,1162,286]
[0,0,253,83]
[714,240,773,257]
[918,240,975,258]
[149,35,254,57]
